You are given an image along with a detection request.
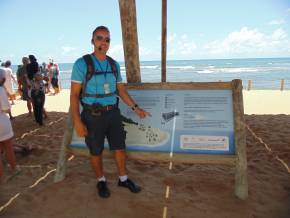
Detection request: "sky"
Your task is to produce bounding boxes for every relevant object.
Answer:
[0,0,290,64]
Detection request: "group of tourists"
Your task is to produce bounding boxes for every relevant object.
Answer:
[0,56,60,179]
[0,56,60,124]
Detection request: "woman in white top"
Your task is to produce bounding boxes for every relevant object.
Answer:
[0,68,16,179]
[3,61,17,104]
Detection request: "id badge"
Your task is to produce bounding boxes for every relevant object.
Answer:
[104,83,111,94]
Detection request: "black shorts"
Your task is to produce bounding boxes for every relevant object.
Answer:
[51,78,59,88]
[21,88,31,101]
[81,107,126,155]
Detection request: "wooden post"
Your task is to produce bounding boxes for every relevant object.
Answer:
[247,80,252,91]
[54,109,74,182]
[118,0,141,83]
[232,79,248,200]
[280,79,285,91]
[161,0,167,82]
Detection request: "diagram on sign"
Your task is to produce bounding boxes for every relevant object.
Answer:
[122,115,170,147]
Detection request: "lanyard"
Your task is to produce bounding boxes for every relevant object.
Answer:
[95,58,109,79]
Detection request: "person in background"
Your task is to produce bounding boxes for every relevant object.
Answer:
[27,55,39,81]
[16,57,33,116]
[2,61,17,119]
[3,61,17,105]
[31,70,46,125]
[41,62,50,94]
[0,68,16,179]
[27,55,46,125]
[48,59,60,95]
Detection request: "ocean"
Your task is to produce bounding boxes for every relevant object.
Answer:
[12,57,290,90]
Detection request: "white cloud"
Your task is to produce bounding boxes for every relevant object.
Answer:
[107,44,124,60]
[61,46,76,54]
[180,34,188,41]
[167,33,177,43]
[139,46,152,56]
[287,8,290,13]
[204,27,290,58]
[167,33,197,58]
[272,28,287,40]
[178,41,197,55]
[269,19,285,25]
[108,43,161,61]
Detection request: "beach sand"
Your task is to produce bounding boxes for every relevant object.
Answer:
[0,90,289,218]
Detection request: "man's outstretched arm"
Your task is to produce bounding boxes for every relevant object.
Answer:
[117,83,151,119]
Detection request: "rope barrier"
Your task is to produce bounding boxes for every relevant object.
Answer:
[245,123,289,174]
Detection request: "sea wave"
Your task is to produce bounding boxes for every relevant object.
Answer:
[121,65,160,70]
[141,65,159,69]
[196,67,259,74]
[167,66,195,70]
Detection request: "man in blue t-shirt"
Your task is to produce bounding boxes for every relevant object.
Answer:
[70,26,150,198]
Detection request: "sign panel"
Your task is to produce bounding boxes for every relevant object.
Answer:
[71,89,235,154]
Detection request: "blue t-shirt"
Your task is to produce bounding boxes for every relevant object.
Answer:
[71,55,122,105]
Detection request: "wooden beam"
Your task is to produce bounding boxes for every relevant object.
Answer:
[232,79,248,199]
[54,108,73,182]
[128,152,236,165]
[65,148,236,166]
[125,81,233,90]
[118,0,141,83]
[161,0,167,82]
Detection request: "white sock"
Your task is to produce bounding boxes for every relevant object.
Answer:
[119,175,128,182]
[98,176,106,182]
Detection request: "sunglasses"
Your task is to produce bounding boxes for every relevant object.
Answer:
[95,35,111,43]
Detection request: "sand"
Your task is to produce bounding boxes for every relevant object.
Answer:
[0,90,289,218]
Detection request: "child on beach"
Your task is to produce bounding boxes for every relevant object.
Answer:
[0,68,16,179]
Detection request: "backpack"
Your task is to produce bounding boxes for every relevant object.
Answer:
[81,54,118,100]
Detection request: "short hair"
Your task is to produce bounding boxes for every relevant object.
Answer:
[22,57,29,65]
[5,60,11,67]
[92,26,110,41]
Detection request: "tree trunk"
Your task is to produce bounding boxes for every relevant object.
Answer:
[118,0,141,83]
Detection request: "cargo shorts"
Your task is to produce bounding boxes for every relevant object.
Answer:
[81,107,126,155]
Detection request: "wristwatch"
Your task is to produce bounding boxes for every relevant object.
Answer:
[131,104,139,111]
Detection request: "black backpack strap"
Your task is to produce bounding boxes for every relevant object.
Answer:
[83,54,95,80]
[81,54,95,99]
[80,54,119,100]
[106,55,119,96]
[106,55,117,79]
